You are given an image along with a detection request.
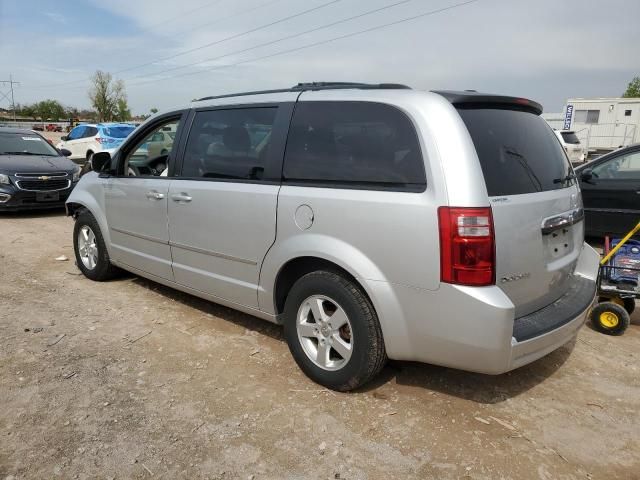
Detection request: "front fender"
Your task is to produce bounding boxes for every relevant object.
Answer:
[66,175,112,257]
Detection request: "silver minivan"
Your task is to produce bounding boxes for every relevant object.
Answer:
[67,83,600,391]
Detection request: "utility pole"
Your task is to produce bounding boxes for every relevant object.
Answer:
[0,75,20,122]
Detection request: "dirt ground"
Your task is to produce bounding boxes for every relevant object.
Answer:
[1,211,639,480]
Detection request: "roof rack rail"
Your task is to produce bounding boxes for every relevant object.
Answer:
[195,82,411,102]
[290,82,411,91]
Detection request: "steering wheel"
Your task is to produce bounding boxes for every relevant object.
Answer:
[147,154,169,176]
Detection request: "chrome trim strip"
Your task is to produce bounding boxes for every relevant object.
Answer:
[111,227,168,245]
[14,172,68,178]
[541,207,584,235]
[169,241,257,265]
[15,179,71,192]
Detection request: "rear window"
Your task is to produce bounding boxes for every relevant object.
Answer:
[283,101,426,191]
[458,108,573,196]
[560,131,580,144]
[101,125,135,138]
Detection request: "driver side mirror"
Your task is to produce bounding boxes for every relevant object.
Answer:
[59,148,72,157]
[91,151,112,174]
[60,135,68,141]
[580,168,594,184]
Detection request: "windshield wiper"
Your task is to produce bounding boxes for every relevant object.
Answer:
[0,151,56,156]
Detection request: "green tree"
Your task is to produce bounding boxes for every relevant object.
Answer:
[88,70,128,121]
[115,97,132,122]
[33,99,65,121]
[622,76,640,98]
[150,107,158,115]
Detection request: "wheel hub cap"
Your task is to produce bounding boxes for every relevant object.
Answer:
[77,225,98,270]
[296,295,353,371]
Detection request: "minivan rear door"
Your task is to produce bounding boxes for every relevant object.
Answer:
[458,106,583,317]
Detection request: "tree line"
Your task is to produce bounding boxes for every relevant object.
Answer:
[11,70,141,122]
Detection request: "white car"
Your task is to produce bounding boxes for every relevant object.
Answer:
[57,123,136,162]
[554,129,586,165]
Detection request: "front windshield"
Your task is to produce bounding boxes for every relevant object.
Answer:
[0,132,59,156]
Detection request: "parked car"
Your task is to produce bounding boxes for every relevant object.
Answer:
[0,127,80,210]
[554,129,586,165]
[576,143,640,237]
[46,123,63,132]
[144,129,175,159]
[56,123,136,162]
[31,124,44,131]
[66,83,599,391]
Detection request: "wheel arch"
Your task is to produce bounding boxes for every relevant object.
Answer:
[273,256,364,318]
[65,190,113,257]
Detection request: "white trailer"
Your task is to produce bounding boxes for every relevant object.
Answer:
[561,97,640,153]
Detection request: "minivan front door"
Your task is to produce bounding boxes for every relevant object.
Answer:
[105,177,173,280]
[167,103,293,308]
[104,115,185,281]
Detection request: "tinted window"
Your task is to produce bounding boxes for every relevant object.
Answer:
[458,108,573,196]
[181,108,276,181]
[592,151,640,180]
[0,132,59,156]
[84,127,98,138]
[101,125,135,138]
[560,131,580,144]
[283,101,425,190]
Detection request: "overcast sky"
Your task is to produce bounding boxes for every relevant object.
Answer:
[1,0,639,115]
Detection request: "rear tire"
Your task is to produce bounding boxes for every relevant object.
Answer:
[283,271,386,391]
[73,210,118,281]
[590,302,630,336]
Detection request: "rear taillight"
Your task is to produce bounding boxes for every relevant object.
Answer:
[438,206,495,286]
[95,136,102,144]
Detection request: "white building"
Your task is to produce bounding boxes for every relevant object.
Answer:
[560,97,640,152]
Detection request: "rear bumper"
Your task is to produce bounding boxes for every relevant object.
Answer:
[364,242,600,374]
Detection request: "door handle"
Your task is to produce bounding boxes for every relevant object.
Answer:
[171,193,192,203]
[145,191,165,200]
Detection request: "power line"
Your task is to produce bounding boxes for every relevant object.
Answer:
[113,0,342,75]
[29,0,342,90]
[135,0,226,32]
[125,0,417,82]
[128,0,480,88]
[168,0,286,41]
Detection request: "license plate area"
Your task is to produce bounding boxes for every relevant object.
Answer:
[36,191,60,202]
[544,227,574,260]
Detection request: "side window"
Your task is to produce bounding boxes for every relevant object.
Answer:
[123,119,180,177]
[84,127,98,138]
[180,107,277,181]
[68,126,85,140]
[283,101,426,190]
[592,151,640,180]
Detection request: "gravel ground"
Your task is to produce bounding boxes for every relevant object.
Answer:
[0,211,639,479]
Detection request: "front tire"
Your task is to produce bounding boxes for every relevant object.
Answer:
[283,271,386,391]
[73,210,118,281]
